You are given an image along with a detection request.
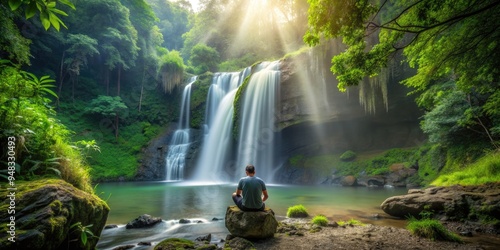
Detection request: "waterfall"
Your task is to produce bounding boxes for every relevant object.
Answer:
[194,62,280,183]
[235,61,280,182]
[165,76,197,181]
[193,68,251,182]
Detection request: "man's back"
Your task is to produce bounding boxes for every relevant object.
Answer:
[238,176,266,209]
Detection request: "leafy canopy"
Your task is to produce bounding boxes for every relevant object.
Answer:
[7,0,76,31]
[305,0,500,148]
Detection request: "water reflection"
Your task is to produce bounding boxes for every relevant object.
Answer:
[95,182,408,249]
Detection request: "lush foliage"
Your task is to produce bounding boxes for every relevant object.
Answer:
[406,217,462,242]
[189,43,220,74]
[7,0,76,31]
[0,62,91,191]
[159,50,185,93]
[311,215,329,226]
[432,151,500,186]
[339,150,356,162]
[286,204,309,218]
[305,0,500,151]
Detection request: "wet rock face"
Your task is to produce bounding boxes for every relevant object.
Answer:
[380,183,500,221]
[0,179,109,250]
[225,206,278,239]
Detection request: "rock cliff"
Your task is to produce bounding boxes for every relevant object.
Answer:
[0,179,109,250]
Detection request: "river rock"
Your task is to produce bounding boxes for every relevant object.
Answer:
[381,183,500,220]
[126,214,162,229]
[0,179,109,250]
[357,175,386,187]
[225,206,278,239]
[340,175,357,186]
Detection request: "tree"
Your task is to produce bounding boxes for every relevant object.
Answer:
[189,43,219,74]
[305,0,500,149]
[59,34,99,103]
[85,95,128,138]
[6,0,75,31]
[159,50,184,93]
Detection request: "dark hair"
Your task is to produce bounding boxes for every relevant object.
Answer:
[245,164,255,174]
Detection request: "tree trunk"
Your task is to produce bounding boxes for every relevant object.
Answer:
[139,64,146,112]
[105,69,110,95]
[115,114,119,139]
[71,75,75,103]
[117,66,121,97]
[57,51,66,108]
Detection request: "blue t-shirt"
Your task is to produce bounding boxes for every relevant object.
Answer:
[237,176,266,209]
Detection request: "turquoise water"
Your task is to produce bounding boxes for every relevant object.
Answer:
[95,181,408,249]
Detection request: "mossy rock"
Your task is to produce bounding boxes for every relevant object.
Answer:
[0,178,109,250]
[339,150,357,162]
[154,238,195,250]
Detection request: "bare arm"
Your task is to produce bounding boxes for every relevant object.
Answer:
[235,189,242,196]
[262,190,269,202]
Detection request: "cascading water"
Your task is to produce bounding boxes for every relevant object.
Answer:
[235,61,280,182]
[194,62,280,183]
[165,76,197,181]
[193,68,251,181]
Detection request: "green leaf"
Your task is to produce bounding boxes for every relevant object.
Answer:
[8,0,23,11]
[50,8,69,16]
[25,2,38,19]
[48,13,61,31]
[58,0,76,10]
[81,232,87,245]
[40,12,51,30]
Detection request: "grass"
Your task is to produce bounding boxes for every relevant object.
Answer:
[287,204,309,218]
[311,215,328,226]
[406,218,462,242]
[337,219,365,227]
[431,151,500,186]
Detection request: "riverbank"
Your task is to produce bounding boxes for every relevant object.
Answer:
[248,219,500,250]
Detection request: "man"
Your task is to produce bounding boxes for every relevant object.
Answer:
[232,164,268,211]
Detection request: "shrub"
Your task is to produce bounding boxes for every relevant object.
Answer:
[340,150,357,161]
[287,204,309,218]
[311,215,328,226]
[406,218,462,242]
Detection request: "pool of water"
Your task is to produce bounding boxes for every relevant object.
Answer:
[95,181,408,249]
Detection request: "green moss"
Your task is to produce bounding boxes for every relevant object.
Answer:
[154,238,195,250]
[339,150,357,161]
[232,73,253,139]
[287,204,309,218]
[289,154,305,167]
[431,151,500,186]
[337,219,365,227]
[190,76,211,129]
[311,215,328,226]
[282,46,311,60]
[406,218,462,242]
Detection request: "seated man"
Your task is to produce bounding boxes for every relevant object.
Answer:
[232,164,269,211]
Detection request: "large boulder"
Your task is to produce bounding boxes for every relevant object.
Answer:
[225,206,278,239]
[381,183,500,220]
[0,178,109,250]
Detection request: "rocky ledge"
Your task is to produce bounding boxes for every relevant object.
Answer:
[0,178,109,250]
[381,182,500,225]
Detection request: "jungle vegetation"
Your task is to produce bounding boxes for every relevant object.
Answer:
[0,0,498,186]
